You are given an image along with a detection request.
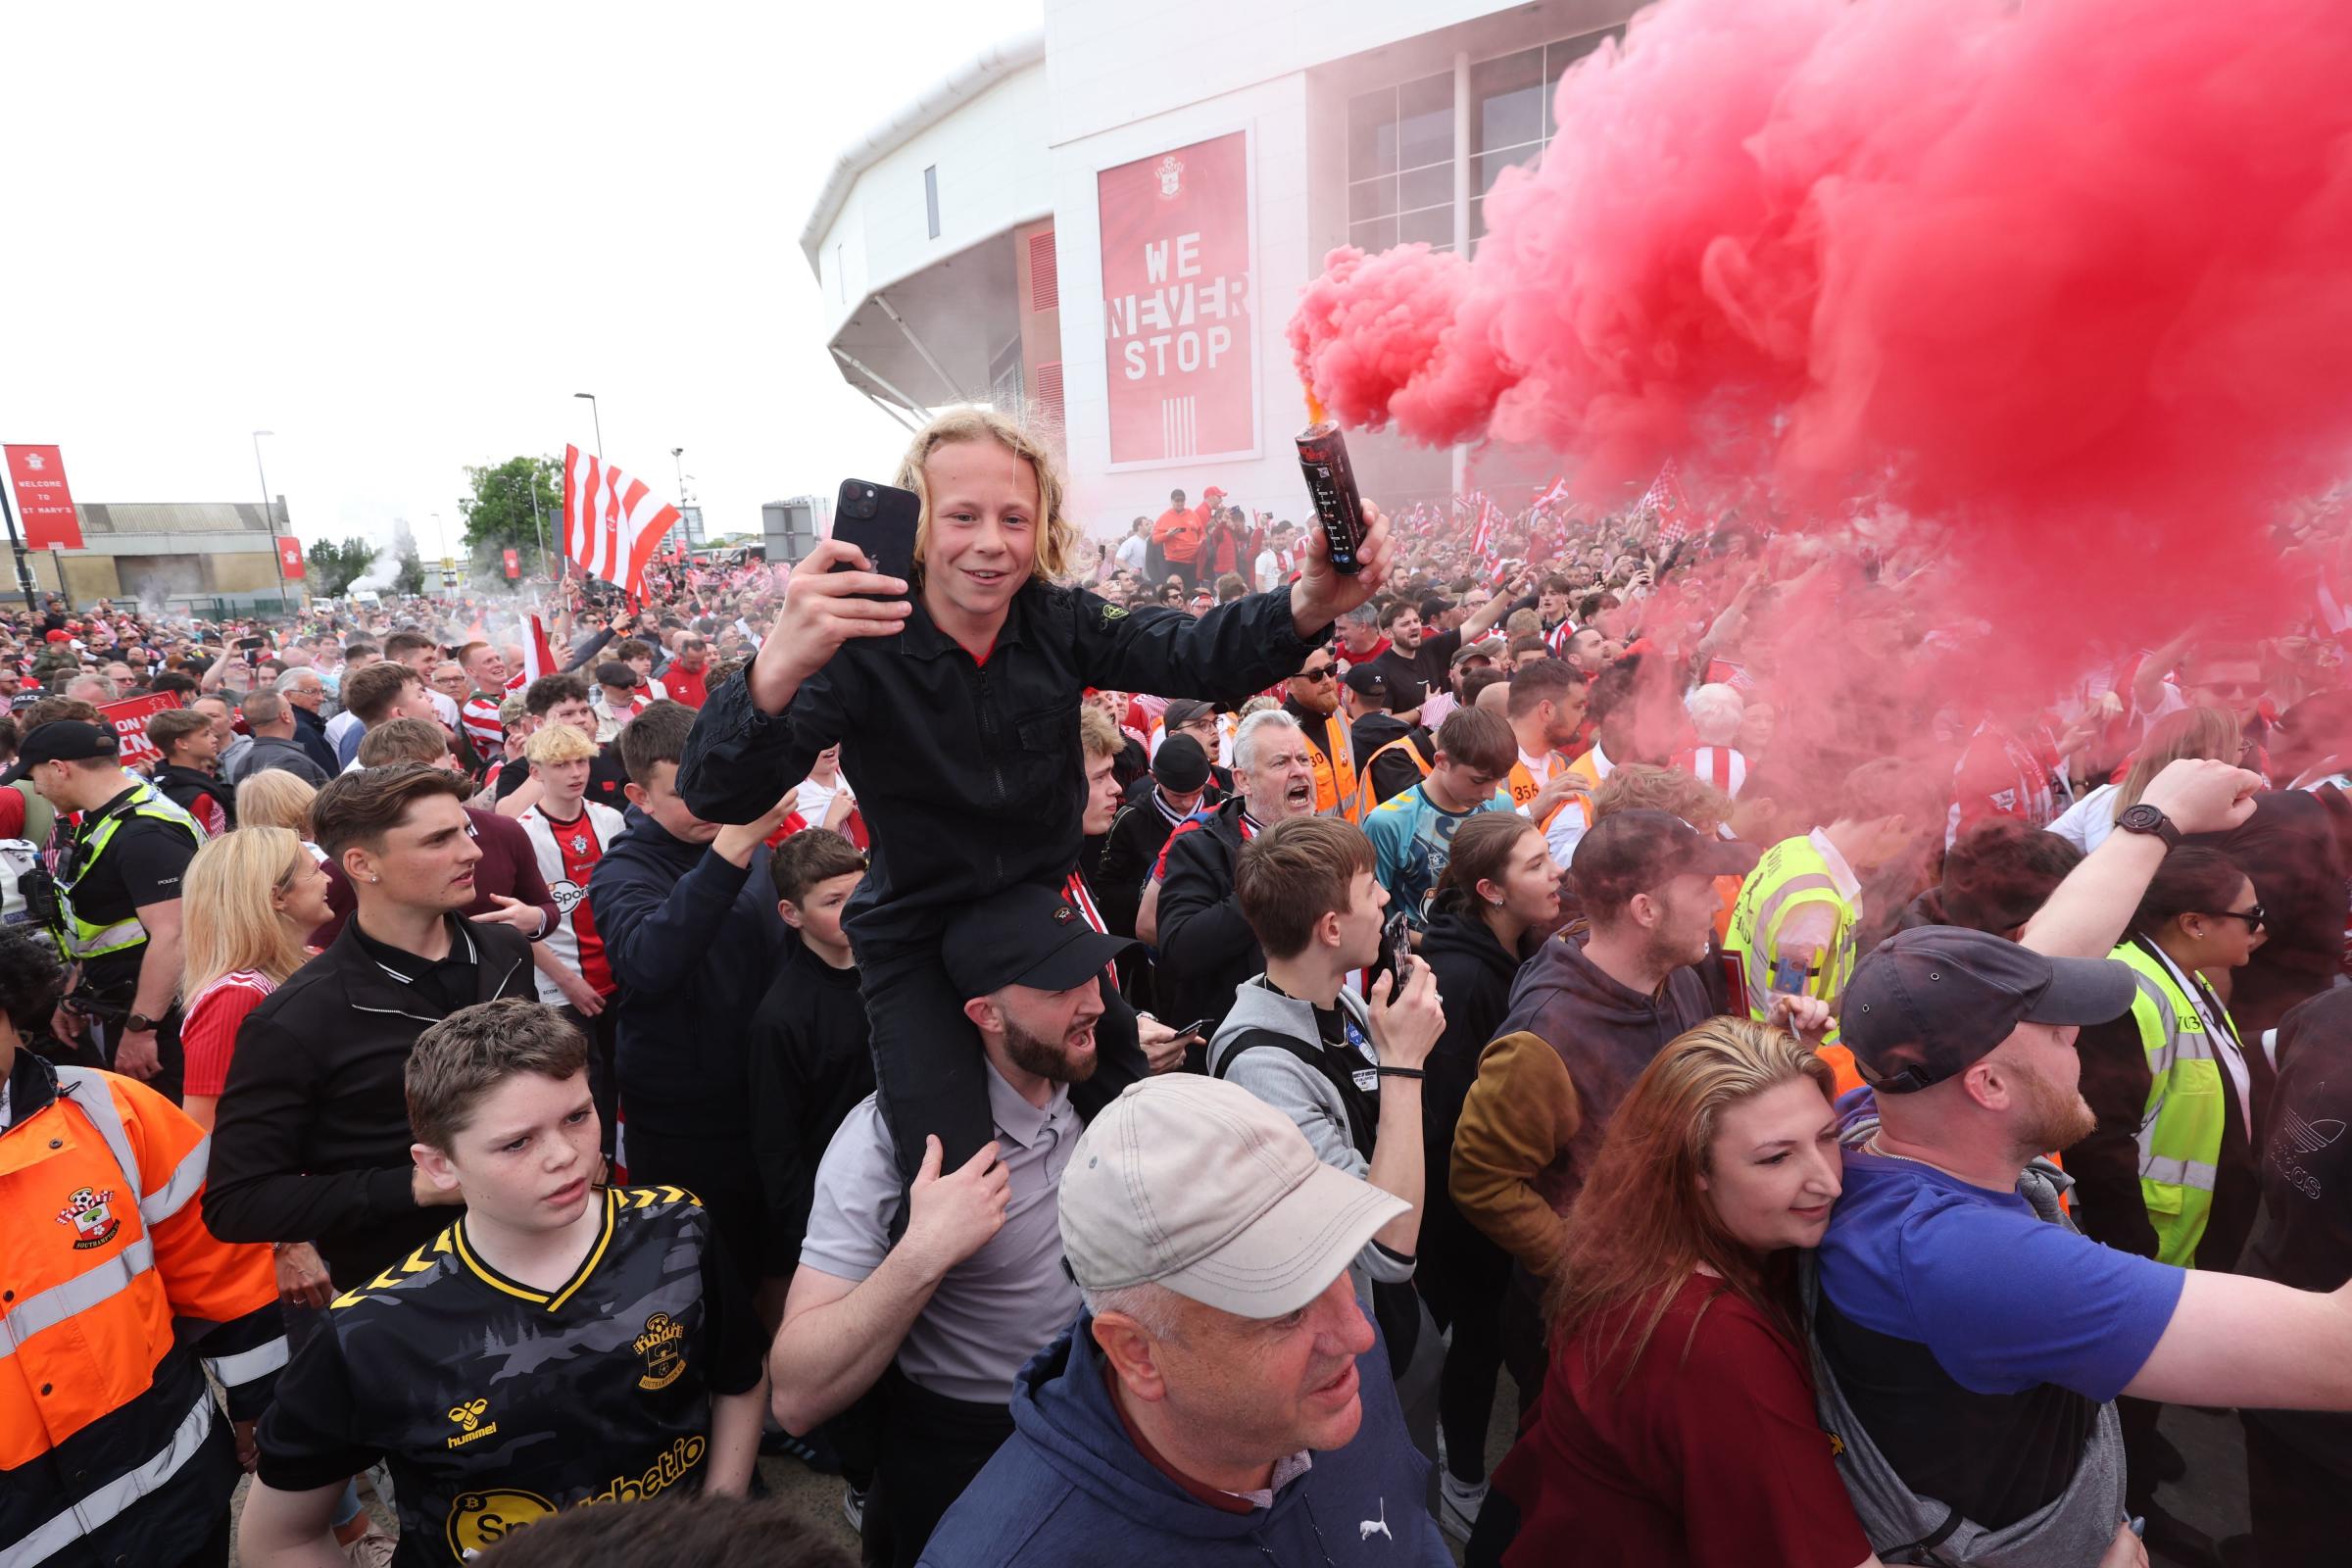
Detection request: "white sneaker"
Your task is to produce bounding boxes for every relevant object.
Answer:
[843,1483,868,1534]
[1439,1471,1488,1544]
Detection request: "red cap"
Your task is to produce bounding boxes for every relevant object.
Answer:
[44,630,70,643]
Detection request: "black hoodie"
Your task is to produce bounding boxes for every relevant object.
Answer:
[1416,909,1529,1316]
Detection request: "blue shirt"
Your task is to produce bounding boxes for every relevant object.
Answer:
[1818,1140,2184,1404]
[1363,782,1509,928]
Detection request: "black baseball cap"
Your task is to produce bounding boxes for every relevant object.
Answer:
[1160,699,1214,734]
[1342,666,1389,704]
[19,720,119,765]
[944,883,1138,999]
[1152,734,1211,794]
[1841,927,2136,1093]
[1569,808,1758,909]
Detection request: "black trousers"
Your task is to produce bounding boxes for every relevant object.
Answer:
[1435,1238,1532,1484]
[2243,1414,2352,1568]
[623,1126,773,1285]
[869,1366,1015,1568]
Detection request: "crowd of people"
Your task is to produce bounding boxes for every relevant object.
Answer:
[13,404,2352,1568]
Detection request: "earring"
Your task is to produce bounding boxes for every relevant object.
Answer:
[1488,895,1504,906]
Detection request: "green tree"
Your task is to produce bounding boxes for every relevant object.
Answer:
[460,455,562,581]
[303,535,379,597]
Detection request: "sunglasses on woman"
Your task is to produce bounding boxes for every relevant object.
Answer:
[2201,906,2266,932]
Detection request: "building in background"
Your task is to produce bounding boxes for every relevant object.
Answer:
[31,501,290,610]
[800,0,1634,534]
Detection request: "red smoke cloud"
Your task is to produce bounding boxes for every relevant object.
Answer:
[1290,0,2352,667]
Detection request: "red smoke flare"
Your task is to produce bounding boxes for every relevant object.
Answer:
[1290,0,2352,669]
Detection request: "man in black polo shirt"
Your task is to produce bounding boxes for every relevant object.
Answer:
[204,764,538,1287]
[22,719,204,1101]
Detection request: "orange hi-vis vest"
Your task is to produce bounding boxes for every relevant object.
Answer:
[1353,735,1432,821]
[1507,754,1575,830]
[1302,710,1360,821]
[2,1058,285,1565]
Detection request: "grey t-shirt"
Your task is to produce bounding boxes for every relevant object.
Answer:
[800,1062,1081,1405]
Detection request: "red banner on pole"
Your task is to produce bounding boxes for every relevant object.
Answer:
[99,692,181,772]
[3,445,83,550]
[503,547,520,579]
[275,536,306,579]
[1097,130,1256,467]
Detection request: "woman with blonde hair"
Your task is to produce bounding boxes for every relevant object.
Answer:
[177,827,331,1134]
[2049,705,2239,856]
[1481,1017,1873,1567]
[233,766,319,836]
[677,406,1397,1191]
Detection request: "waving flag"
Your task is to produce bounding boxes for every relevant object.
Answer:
[507,612,560,694]
[1535,473,1572,510]
[1638,459,1695,545]
[563,446,681,597]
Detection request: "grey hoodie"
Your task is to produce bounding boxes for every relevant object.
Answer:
[1208,979,1416,1291]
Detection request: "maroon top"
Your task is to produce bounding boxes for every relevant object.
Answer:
[313,806,558,947]
[1494,1273,1870,1568]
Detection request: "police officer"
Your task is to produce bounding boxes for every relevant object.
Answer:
[21,719,206,1102]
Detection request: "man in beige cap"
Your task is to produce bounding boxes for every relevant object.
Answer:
[913,1075,1448,1566]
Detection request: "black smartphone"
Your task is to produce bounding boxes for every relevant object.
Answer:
[1367,908,1411,995]
[1174,1017,1215,1041]
[831,478,919,599]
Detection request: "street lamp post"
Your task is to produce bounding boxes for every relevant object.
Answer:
[669,446,687,507]
[253,430,290,611]
[573,392,603,460]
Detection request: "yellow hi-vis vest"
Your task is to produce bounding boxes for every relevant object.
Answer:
[1301,711,1360,822]
[2112,937,2241,1268]
[55,782,207,960]
[1725,834,1859,1080]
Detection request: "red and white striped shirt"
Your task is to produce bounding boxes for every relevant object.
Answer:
[461,693,505,759]
[1672,745,1749,799]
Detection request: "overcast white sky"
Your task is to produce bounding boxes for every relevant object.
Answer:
[0,1,1040,564]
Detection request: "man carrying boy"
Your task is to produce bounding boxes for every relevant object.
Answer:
[237,999,768,1567]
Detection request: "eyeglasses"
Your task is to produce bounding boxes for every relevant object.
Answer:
[2194,681,2261,700]
[1297,665,1336,681]
[2202,906,2266,931]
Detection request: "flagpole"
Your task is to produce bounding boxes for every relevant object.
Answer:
[0,480,37,611]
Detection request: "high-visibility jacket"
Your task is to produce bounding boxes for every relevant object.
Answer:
[53,781,206,962]
[1506,755,1573,830]
[1299,710,1359,821]
[1725,834,1862,1094]
[1353,735,1431,822]
[2,1054,285,1566]
[2112,936,2245,1267]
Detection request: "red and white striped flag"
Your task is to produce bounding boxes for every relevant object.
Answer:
[563,446,681,598]
[1639,459,1694,545]
[505,612,560,695]
[1535,473,1572,510]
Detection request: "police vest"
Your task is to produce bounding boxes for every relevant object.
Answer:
[1352,735,1430,822]
[2112,937,2241,1268]
[55,782,207,961]
[1303,711,1360,822]
[1725,835,1859,1088]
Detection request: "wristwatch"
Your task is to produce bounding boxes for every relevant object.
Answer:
[124,1012,160,1033]
[2115,803,2181,849]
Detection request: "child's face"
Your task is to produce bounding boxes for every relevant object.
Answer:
[781,870,863,951]
[416,1069,601,1234]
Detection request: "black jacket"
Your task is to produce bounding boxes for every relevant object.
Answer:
[1416,909,1528,1322]
[587,807,787,1141]
[289,704,340,776]
[1097,786,1192,938]
[674,580,1320,948]
[202,916,534,1285]
[1350,713,1431,810]
[1154,797,1262,1034]
[152,762,236,832]
[227,734,330,788]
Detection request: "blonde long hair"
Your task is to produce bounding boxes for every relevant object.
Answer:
[892,407,1078,587]
[234,769,318,834]
[1546,1017,1834,1387]
[182,827,316,995]
[2113,705,2241,822]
